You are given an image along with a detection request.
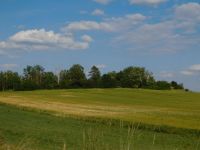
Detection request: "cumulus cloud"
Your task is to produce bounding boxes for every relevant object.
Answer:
[92,9,105,16]
[181,64,200,76]
[1,2,200,56]
[93,0,112,5]
[129,0,166,5]
[64,13,146,32]
[63,3,200,53]
[116,21,200,52]
[81,35,93,42]
[114,2,200,52]
[0,29,93,55]
[175,3,200,21]
[175,2,200,32]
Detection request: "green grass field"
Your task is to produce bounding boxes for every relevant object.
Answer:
[0,89,200,149]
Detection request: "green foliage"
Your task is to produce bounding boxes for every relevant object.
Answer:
[88,66,101,88]
[68,64,86,88]
[22,65,45,90]
[155,81,171,90]
[101,72,118,88]
[0,64,185,91]
[59,70,70,88]
[23,65,44,86]
[21,79,39,90]
[119,67,155,88]
[171,81,184,89]
[59,64,87,88]
[0,71,21,91]
[41,72,58,89]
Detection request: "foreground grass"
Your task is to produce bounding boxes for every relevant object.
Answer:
[0,89,200,130]
[0,104,199,150]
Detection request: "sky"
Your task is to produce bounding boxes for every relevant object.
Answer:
[0,0,200,91]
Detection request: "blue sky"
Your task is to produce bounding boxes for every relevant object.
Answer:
[0,0,200,91]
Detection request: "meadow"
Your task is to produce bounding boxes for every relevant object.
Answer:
[0,89,200,149]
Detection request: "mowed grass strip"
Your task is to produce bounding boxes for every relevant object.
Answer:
[0,89,200,130]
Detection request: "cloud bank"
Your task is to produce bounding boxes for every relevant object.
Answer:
[0,2,200,56]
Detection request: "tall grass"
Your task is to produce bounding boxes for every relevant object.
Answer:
[1,123,199,150]
[0,138,31,150]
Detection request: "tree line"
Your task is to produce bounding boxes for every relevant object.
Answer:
[0,64,184,91]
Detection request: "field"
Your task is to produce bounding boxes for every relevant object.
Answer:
[0,89,200,149]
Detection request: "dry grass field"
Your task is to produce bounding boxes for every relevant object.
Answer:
[0,89,200,130]
[0,89,200,149]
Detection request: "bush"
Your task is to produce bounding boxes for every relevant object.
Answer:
[155,81,171,90]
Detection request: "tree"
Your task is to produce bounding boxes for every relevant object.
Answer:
[34,65,44,86]
[59,70,71,88]
[0,72,5,91]
[41,72,58,89]
[144,72,156,89]
[171,81,184,89]
[120,66,155,88]
[68,64,86,88]
[0,71,21,91]
[0,64,184,91]
[101,72,117,88]
[88,66,101,88]
[23,65,33,80]
[23,65,44,89]
[8,72,21,91]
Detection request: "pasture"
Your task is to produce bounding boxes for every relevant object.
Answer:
[0,89,200,149]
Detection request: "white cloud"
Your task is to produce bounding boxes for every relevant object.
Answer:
[64,21,113,32]
[9,29,61,44]
[181,64,200,76]
[175,3,200,21]
[129,0,166,5]
[93,0,112,5]
[64,3,200,53]
[64,13,146,32]
[0,64,18,69]
[181,70,195,76]
[92,9,105,16]
[1,2,200,56]
[113,3,200,53]
[0,29,93,55]
[81,35,93,42]
[175,3,200,32]
[159,71,174,78]
[115,20,200,52]
[189,64,200,71]
[96,64,106,69]
[103,13,146,32]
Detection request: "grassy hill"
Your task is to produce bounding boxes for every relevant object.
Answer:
[0,89,200,149]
